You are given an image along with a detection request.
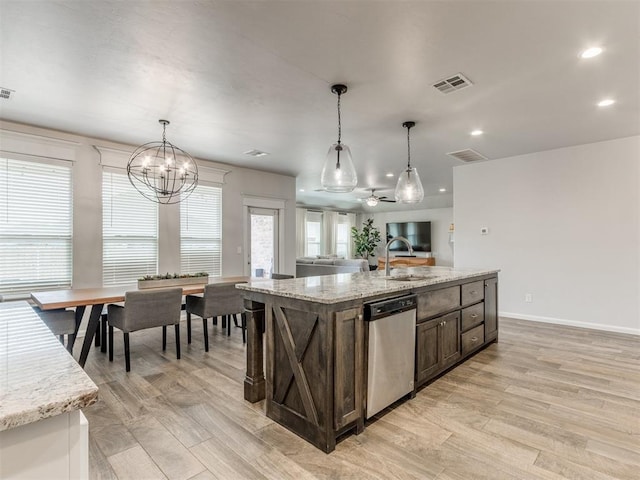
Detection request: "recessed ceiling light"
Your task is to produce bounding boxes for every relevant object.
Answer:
[470,129,483,136]
[580,47,603,59]
[597,99,615,107]
[439,188,447,192]
[299,189,305,192]
[386,173,394,177]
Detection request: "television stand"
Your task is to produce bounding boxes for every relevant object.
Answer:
[378,257,435,269]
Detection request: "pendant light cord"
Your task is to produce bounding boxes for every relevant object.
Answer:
[337,93,342,145]
[406,124,412,169]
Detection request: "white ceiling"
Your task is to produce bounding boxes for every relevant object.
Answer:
[1,1,638,211]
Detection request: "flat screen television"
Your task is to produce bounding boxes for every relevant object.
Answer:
[386,221,431,252]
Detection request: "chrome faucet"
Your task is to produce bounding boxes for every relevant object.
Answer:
[384,236,414,276]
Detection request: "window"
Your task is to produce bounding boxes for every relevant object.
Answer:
[336,213,353,258]
[0,157,72,294]
[180,184,222,275]
[305,211,322,256]
[103,170,158,286]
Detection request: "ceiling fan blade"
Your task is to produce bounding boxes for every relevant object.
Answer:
[380,198,396,203]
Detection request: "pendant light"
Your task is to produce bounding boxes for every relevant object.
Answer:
[394,121,424,204]
[320,84,357,192]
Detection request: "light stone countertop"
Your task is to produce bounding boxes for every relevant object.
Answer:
[237,266,499,304]
[0,301,98,431]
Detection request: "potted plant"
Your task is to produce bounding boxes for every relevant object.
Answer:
[351,218,381,269]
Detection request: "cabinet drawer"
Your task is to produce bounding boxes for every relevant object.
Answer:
[461,303,484,331]
[461,324,485,355]
[418,286,460,320]
[461,281,484,306]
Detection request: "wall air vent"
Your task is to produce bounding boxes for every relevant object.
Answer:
[0,88,15,100]
[447,148,488,162]
[244,149,270,157]
[432,73,473,94]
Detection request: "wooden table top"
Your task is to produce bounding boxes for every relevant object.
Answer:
[30,276,250,310]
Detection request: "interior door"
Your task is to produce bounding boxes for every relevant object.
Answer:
[247,207,279,278]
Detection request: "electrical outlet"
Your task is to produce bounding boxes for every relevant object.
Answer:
[236,246,242,254]
[525,293,533,303]
[480,226,489,235]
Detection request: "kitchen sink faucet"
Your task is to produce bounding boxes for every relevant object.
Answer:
[384,236,414,276]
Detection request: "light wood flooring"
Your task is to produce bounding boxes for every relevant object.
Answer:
[81,317,640,479]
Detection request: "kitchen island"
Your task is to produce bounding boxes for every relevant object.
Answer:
[0,301,99,479]
[237,266,499,453]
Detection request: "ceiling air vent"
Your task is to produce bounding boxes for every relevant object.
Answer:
[432,73,473,94]
[447,148,488,163]
[0,88,14,100]
[244,149,270,157]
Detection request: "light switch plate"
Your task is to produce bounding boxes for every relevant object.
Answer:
[480,227,489,235]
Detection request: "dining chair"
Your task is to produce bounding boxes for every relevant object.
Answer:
[185,283,245,350]
[32,306,77,353]
[107,287,183,372]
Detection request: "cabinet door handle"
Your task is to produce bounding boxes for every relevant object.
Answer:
[470,314,478,318]
[471,336,478,342]
[470,290,477,295]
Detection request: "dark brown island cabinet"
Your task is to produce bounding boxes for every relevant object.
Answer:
[238,269,498,453]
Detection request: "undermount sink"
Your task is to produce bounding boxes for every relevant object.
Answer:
[385,274,437,282]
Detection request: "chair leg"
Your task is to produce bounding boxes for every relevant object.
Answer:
[241,313,246,344]
[186,312,192,344]
[221,315,226,330]
[108,325,114,362]
[66,334,74,354]
[174,324,181,359]
[227,315,231,337]
[123,332,131,372]
[59,334,64,345]
[162,325,167,351]
[212,316,218,326]
[94,320,101,347]
[233,314,239,327]
[203,318,209,352]
[100,314,108,353]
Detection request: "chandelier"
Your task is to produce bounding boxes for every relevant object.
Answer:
[127,120,198,204]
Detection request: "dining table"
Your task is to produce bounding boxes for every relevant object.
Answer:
[30,276,250,368]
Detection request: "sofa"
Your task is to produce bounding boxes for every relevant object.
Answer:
[296,257,369,277]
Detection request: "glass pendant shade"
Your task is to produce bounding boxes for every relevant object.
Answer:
[320,143,357,193]
[395,166,424,204]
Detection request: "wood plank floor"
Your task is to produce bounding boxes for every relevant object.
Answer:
[81,317,640,479]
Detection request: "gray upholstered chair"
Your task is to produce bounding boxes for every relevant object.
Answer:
[185,283,245,350]
[271,273,294,279]
[32,306,77,353]
[107,288,183,372]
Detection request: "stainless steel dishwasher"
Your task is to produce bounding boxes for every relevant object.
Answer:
[364,294,417,418]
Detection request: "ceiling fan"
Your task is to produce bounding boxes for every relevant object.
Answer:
[362,189,396,207]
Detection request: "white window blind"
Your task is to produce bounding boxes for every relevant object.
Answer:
[180,184,222,275]
[0,157,72,294]
[305,211,323,257]
[103,170,158,286]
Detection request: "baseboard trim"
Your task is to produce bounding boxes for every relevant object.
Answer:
[500,311,640,336]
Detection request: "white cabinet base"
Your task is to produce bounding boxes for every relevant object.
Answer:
[0,410,89,480]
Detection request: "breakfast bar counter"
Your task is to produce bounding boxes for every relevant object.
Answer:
[0,301,98,479]
[237,266,499,452]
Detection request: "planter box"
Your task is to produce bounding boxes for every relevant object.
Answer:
[138,275,209,289]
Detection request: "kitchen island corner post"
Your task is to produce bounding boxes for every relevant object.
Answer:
[243,298,266,403]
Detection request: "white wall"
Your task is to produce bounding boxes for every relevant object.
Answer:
[370,208,454,267]
[454,135,640,334]
[0,120,297,288]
